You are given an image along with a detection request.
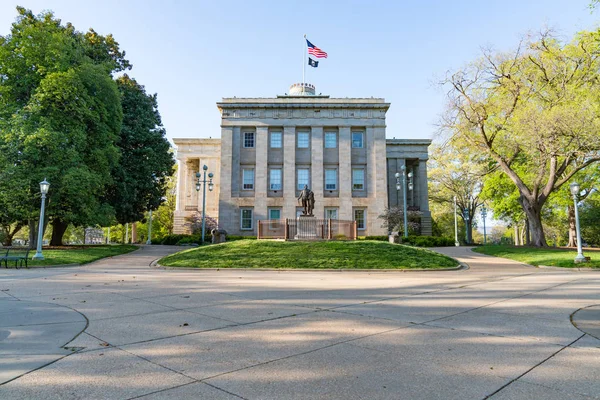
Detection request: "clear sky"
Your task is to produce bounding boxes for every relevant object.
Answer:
[1,1,597,144]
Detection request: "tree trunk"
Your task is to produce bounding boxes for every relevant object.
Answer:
[28,219,38,249]
[132,222,138,243]
[525,218,531,246]
[50,220,69,246]
[514,224,520,246]
[523,207,546,247]
[467,223,473,244]
[567,205,577,247]
[1,222,24,247]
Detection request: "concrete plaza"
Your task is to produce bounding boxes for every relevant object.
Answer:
[1,245,599,399]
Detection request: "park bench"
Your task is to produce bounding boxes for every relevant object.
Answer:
[0,248,31,269]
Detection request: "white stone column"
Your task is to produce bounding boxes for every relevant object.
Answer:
[338,126,352,221]
[311,126,324,218]
[175,157,186,211]
[255,126,268,222]
[283,126,297,219]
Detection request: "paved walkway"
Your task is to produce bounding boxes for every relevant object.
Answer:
[0,246,598,399]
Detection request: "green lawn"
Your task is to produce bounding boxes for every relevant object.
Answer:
[159,240,459,270]
[473,245,600,268]
[3,245,138,268]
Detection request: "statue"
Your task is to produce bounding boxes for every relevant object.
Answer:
[297,185,314,216]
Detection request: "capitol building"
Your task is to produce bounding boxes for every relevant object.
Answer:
[173,83,431,237]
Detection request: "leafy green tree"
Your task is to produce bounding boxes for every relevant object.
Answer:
[0,7,133,246]
[154,165,177,237]
[580,194,600,245]
[105,75,174,226]
[428,141,491,244]
[442,30,600,246]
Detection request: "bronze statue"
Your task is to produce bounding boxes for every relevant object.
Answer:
[297,185,314,216]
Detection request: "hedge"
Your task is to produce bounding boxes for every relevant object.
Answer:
[360,235,455,247]
[402,236,455,247]
[151,233,256,245]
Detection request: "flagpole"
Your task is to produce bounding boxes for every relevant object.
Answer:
[303,34,306,94]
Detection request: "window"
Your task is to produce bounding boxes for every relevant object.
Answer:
[270,132,282,148]
[352,168,365,190]
[354,209,366,230]
[243,132,255,148]
[297,132,310,148]
[352,132,364,148]
[242,169,254,190]
[297,168,309,190]
[325,208,338,220]
[268,209,281,220]
[325,169,337,190]
[324,132,337,148]
[269,168,282,190]
[241,209,253,230]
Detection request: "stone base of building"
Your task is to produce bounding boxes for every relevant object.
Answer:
[173,212,191,234]
[420,212,432,236]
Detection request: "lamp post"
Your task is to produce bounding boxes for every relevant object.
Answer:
[195,165,214,244]
[481,205,488,245]
[395,166,408,238]
[454,196,459,246]
[570,182,586,263]
[32,178,50,260]
[463,208,470,244]
[146,209,153,245]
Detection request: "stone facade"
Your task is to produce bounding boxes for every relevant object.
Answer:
[173,84,431,236]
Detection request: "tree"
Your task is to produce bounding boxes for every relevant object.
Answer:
[442,31,600,246]
[428,141,490,244]
[105,75,174,226]
[378,207,423,236]
[580,194,600,245]
[154,166,177,237]
[0,7,130,246]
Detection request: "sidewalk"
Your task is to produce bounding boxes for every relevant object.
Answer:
[0,299,87,384]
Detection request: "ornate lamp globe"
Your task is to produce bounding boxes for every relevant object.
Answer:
[40,178,50,194]
[570,182,580,196]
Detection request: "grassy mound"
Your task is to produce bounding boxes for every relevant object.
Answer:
[473,245,600,268]
[158,240,458,270]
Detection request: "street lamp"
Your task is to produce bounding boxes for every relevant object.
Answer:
[570,182,586,263]
[146,209,153,245]
[195,165,214,244]
[395,166,408,238]
[454,196,459,246]
[481,205,488,245]
[463,208,470,244]
[32,178,50,260]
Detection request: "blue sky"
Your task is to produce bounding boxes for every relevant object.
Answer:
[0,1,597,144]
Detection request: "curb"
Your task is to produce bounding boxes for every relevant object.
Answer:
[150,261,468,273]
[537,265,600,272]
[3,263,81,270]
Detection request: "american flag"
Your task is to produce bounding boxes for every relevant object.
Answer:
[306,39,328,58]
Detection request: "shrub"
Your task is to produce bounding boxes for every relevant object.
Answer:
[364,236,388,241]
[401,236,455,247]
[160,234,188,245]
[154,234,212,245]
[227,235,257,241]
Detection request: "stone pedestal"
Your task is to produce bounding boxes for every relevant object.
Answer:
[211,229,227,244]
[295,216,319,240]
